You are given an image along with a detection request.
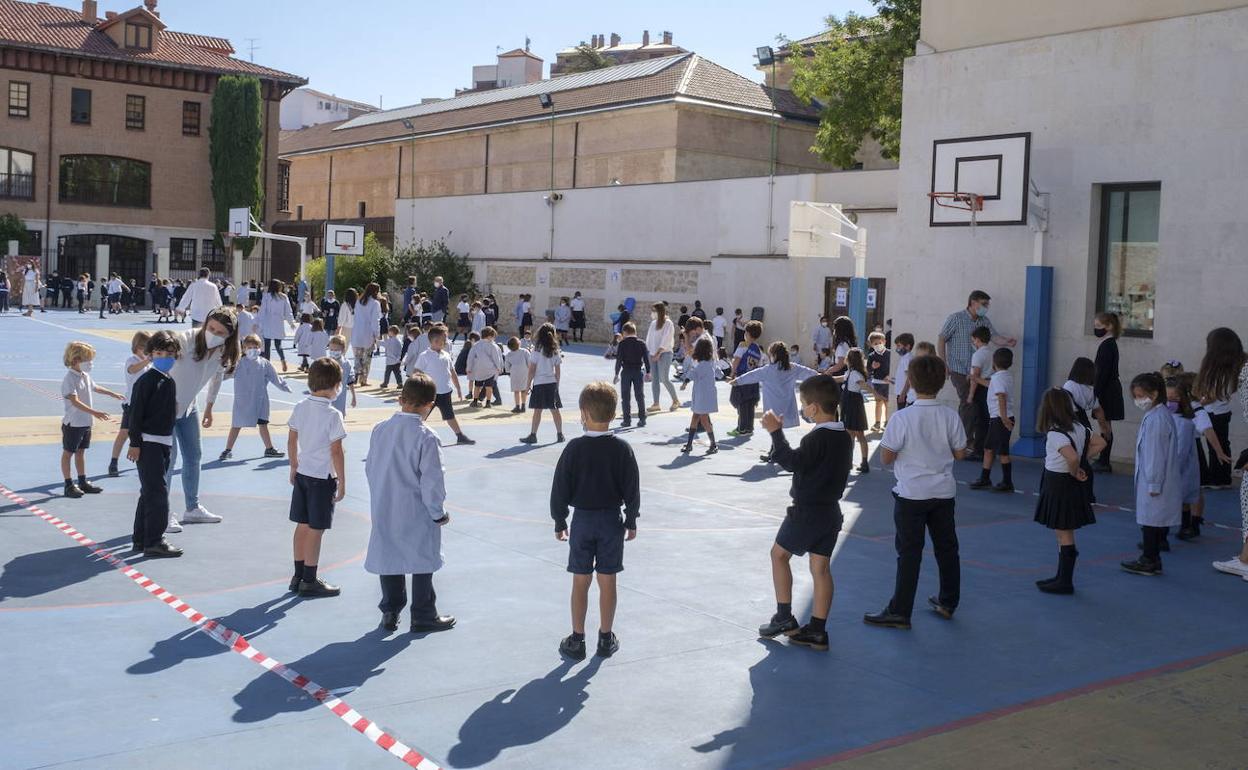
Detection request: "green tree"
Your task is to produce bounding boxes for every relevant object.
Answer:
[560,44,615,74]
[301,232,397,296]
[788,0,921,167]
[209,75,264,256]
[391,236,477,298]
[0,212,25,247]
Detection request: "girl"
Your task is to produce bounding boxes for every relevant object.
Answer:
[339,287,357,356]
[108,331,152,477]
[293,313,314,372]
[351,283,383,387]
[20,261,40,316]
[219,334,292,460]
[825,316,858,375]
[732,342,822,463]
[681,337,719,455]
[838,348,874,473]
[570,292,586,342]
[0,268,8,314]
[1165,376,1203,541]
[646,302,680,412]
[454,294,471,344]
[1033,388,1105,594]
[1195,327,1244,489]
[327,335,357,417]
[259,279,295,372]
[1121,372,1183,576]
[1176,371,1229,539]
[1063,357,1109,502]
[519,294,534,338]
[1091,312,1124,472]
[77,273,90,314]
[504,336,530,413]
[299,288,319,319]
[520,323,564,444]
[554,297,572,346]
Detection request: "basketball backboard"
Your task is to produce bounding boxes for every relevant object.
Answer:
[929,132,1030,227]
[324,223,365,256]
[788,201,857,257]
[229,207,252,237]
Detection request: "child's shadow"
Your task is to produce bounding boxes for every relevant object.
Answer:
[708,464,784,483]
[127,595,301,674]
[659,453,706,470]
[485,445,542,459]
[446,658,603,768]
[203,458,250,470]
[252,459,289,471]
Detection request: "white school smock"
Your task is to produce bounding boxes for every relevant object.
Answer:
[505,348,531,390]
[236,310,259,340]
[350,298,382,350]
[467,340,502,381]
[687,359,718,413]
[471,309,487,333]
[1133,404,1183,527]
[293,323,313,355]
[258,292,293,341]
[381,336,402,365]
[332,355,354,416]
[307,330,329,359]
[228,355,290,425]
[1173,414,1201,504]
[414,348,455,394]
[364,412,447,575]
[732,362,822,428]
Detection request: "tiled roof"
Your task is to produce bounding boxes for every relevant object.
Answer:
[0,0,304,83]
[497,47,542,60]
[282,54,817,157]
[164,30,233,55]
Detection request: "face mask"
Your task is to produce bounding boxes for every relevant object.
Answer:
[896,347,909,356]
[873,344,886,354]
[1093,327,1108,338]
[1134,397,1154,411]
[329,350,343,360]
[820,321,828,327]
[79,361,93,373]
[1165,401,1179,413]
[152,357,175,373]
[245,348,260,359]
[977,305,989,318]
[204,332,226,349]
[651,313,658,321]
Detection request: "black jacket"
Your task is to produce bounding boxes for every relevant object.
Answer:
[127,369,177,448]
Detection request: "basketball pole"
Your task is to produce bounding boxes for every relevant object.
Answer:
[1012,181,1052,458]
[848,227,869,340]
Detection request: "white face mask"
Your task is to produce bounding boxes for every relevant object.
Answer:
[204,331,226,349]
[329,350,343,360]
[245,348,260,359]
[873,344,886,354]
[79,361,93,373]
[1134,397,1154,411]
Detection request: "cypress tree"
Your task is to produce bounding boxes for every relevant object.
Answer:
[209,75,264,256]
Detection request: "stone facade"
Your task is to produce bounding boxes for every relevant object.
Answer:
[487,264,537,289]
[621,268,699,294]
[549,267,606,290]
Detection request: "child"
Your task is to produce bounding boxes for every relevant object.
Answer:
[1063,357,1110,503]
[236,303,259,342]
[970,348,1015,492]
[1177,371,1228,539]
[287,357,348,597]
[400,323,419,360]
[521,323,565,444]
[828,316,858,375]
[455,332,476,378]
[864,355,966,629]
[126,331,183,557]
[454,294,471,344]
[59,341,124,498]
[733,342,822,462]
[470,301,487,335]
[1195,328,1244,489]
[1169,374,1216,541]
[711,307,727,350]
[293,313,314,372]
[365,372,456,633]
[727,320,765,437]
[613,322,651,428]
[732,308,747,351]
[680,337,719,455]
[520,293,534,338]
[402,324,431,378]
[327,335,357,417]
[604,334,620,359]
[467,326,503,407]
[307,319,329,361]
[299,290,319,320]
[220,334,292,460]
[891,333,915,410]
[839,348,874,473]
[812,316,832,364]
[520,330,533,352]
[757,375,852,651]
[816,348,834,371]
[866,331,891,431]
[1121,372,1183,576]
[614,303,631,336]
[504,336,531,413]
[109,331,152,477]
[715,348,732,380]
[554,297,572,346]
[1033,388,1105,594]
[413,324,474,445]
[965,327,993,460]
[380,325,403,389]
[551,381,641,659]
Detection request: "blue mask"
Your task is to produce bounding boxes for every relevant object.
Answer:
[976,305,989,318]
[152,357,175,373]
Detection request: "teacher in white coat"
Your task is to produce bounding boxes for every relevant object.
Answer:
[258,278,295,372]
[20,260,41,317]
[350,282,383,388]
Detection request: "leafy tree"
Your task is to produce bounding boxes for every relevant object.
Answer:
[391,236,477,298]
[560,44,615,74]
[788,0,921,167]
[0,212,26,248]
[301,232,396,296]
[209,75,264,256]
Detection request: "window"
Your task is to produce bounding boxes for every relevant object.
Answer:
[296,204,303,220]
[20,229,42,257]
[358,201,366,218]
[0,147,35,200]
[59,155,151,207]
[201,238,225,271]
[125,23,152,50]
[125,95,145,130]
[8,81,29,118]
[70,88,91,124]
[277,162,291,212]
[182,101,201,136]
[170,238,197,270]
[1097,183,1160,337]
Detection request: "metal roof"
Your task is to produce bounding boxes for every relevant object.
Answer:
[337,53,691,131]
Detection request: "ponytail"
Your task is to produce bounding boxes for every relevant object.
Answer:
[769,341,791,371]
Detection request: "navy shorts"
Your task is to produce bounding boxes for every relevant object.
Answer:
[119,403,132,431]
[474,377,497,391]
[567,509,626,575]
[775,504,843,557]
[61,424,91,452]
[435,391,456,420]
[289,473,337,530]
[986,417,1012,456]
[871,382,890,399]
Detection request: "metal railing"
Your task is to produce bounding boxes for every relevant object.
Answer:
[0,172,34,200]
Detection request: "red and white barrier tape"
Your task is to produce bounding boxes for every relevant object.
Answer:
[0,484,441,769]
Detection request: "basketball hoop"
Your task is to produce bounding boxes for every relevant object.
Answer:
[928,191,984,231]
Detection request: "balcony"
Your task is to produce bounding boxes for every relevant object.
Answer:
[0,172,34,200]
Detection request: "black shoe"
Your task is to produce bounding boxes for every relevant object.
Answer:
[1038,580,1074,595]
[288,575,301,592]
[263,447,285,458]
[968,478,993,490]
[519,433,538,444]
[621,419,632,428]
[706,444,718,455]
[219,449,233,461]
[1136,540,1171,552]
[108,460,120,477]
[596,632,619,658]
[1120,557,1163,576]
[379,612,399,632]
[78,479,103,494]
[456,434,476,445]
[559,634,587,660]
[144,541,183,558]
[858,462,870,474]
[758,613,799,638]
[680,444,692,454]
[992,483,1015,493]
[298,578,342,597]
[638,420,646,428]
[788,625,829,651]
[511,406,523,413]
[863,608,911,629]
[927,596,955,620]
[556,433,566,443]
[131,540,142,552]
[63,481,84,499]
[411,615,456,633]
[1176,527,1199,542]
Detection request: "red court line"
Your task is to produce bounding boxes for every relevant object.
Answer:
[0,483,443,769]
[789,643,1248,768]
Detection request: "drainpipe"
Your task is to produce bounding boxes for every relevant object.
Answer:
[45,65,57,272]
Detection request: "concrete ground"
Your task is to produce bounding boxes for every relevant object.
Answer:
[2,307,1246,770]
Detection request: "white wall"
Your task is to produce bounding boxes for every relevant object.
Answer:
[280,89,357,131]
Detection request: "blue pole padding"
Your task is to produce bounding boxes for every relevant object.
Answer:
[1012,264,1053,457]
[325,254,336,295]
[848,277,868,342]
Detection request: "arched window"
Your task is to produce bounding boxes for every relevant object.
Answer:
[0,146,35,200]
[59,155,151,207]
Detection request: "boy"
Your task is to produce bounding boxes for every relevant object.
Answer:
[402,323,431,377]
[380,325,403,389]
[612,322,651,427]
[551,382,641,660]
[401,324,420,361]
[890,333,915,410]
[965,326,993,462]
[365,373,456,633]
[758,376,853,651]
[866,331,891,431]
[127,331,183,557]
[60,341,124,498]
[470,301,487,335]
[711,307,727,351]
[970,347,1015,492]
[413,324,474,445]
[727,320,765,437]
[326,335,357,417]
[865,355,966,630]
[287,357,348,598]
[109,331,152,477]
[467,326,503,407]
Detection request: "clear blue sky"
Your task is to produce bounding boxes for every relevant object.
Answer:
[164,0,876,109]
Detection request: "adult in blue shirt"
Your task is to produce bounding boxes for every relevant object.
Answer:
[431,276,450,323]
[937,289,1016,437]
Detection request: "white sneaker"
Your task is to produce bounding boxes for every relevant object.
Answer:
[1212,557,1248,577]
[182,505,222,524]
[166,515,183,534]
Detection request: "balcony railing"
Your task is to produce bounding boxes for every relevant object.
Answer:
[0,172,34,200]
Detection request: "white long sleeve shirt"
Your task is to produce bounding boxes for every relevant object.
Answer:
[176,278,224,324]
[645,318,676,356]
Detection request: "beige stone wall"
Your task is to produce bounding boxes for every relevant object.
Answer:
[549,266,606,290]
[621,268,699,294]
[487,264,537,288]
[674,106,842,180]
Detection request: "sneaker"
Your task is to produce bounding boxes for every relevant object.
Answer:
[218,449,233,461]
[992,483,1015,493]
[298,578,341,597]
[788,625,829,651]
[63,481,84,499]
[758,613,799,638]
[927,595,955,620]
[1120,557,1163,576]
[182,505,222,524]
[596,632,620,658]
[559,634,587,661]
[107,460,120,477]
[727,429,744,438]
[166,515,182,534]
[1212,557,1248,577]
[263,447,285,458]
[78,479,103,494]
[519,434,538,444]
[968,478,993,490]
[456,434,476,445]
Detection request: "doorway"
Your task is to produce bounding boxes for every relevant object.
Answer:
[57,234,149,283]
[824,277,887,338]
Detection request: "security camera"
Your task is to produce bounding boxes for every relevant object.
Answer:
[543,192,563,205]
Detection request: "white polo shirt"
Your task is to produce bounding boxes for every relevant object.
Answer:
[987,369,1014,419]
[880,398,966,500]
[61,369,94,427]
[414,348,454,394]
[288,396,347,479]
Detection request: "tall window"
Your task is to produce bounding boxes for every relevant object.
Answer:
[125,23,152,50]
[125,95,145,130]
[182,101,201,136]
[170,238,197,270]
[70,88,91,124]
[277,161,291,211]
[0,147,35,200]
[8,81,29,118]
[59,155,151,207]
[1097,183,1160,337]
[201,239,225,271]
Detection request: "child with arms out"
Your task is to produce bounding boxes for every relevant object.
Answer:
[60,341,124,498]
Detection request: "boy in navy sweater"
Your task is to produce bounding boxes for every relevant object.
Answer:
[127,331,183,557]
[612,322,651,427]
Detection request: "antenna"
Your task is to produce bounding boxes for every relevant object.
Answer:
[244,38,261,62]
